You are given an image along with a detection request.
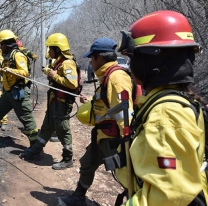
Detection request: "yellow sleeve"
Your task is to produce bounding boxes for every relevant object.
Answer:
[127,102,204,206]
[0,49,3,65]
[107,70,133,137]
[9,52,29,77]
[52,59,78,89]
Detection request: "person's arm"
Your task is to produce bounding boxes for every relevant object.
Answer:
[52,59,78,89]
[5,52,29,77]
[123,101,203,206]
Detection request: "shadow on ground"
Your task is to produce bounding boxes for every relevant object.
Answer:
[0,136,54,167]
[31,188,101,206]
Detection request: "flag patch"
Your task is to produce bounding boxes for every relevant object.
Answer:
[157,157,176,169]
[20,62,25,67]
[65,69,72,74]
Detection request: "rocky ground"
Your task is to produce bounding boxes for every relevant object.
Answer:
[0,71,124,206]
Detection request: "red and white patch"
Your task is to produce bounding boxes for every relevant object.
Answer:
[157,157,176,169]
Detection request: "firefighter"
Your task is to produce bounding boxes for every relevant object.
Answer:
[0,30,38,145]
[116,10,208,205]
[0,49,8,131]
[20,33,78,170]
[57,37,134,205]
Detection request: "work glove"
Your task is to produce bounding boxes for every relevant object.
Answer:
[41,65,51,75]
[0,67,11,73]
[31,52,37,60]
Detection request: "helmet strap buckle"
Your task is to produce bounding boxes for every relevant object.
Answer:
[152,68,161,75]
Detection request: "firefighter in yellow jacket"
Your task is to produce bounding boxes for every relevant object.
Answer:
[0,49,8,131]
[57,37,134,205]
[20,33,78,170]
[0,30,38,146]
[115,11,208,205]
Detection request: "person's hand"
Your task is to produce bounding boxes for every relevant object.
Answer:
[48,70,57,78]
[80,93,88,103]
[42,65,50,75]
[32,52,37,60]
[1,67,10,73]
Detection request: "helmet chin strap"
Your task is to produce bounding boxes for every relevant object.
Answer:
[150,51,182,75]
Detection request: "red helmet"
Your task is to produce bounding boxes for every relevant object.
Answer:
[16,40,23,47]
[130,10,200,51]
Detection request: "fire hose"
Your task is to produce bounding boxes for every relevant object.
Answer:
[1,68,80,116]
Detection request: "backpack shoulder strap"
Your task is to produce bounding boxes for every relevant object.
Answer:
[54,57,66,71]
[101,65,130,108]
[102,65,129,88]
[9,49,19,69]
[131,89,198,137]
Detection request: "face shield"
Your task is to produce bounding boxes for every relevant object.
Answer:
[118,31,135,57]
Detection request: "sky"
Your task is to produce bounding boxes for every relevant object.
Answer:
[51,0,84,26]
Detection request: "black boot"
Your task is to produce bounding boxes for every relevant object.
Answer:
[57,183,87,206]
[50,137,60,142]
[20,139,43,160]
[52,157,73,170]
[19,150,41,160]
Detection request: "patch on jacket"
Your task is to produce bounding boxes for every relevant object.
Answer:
[20,62,25,67]
[65,69,72,74]
[157,157,176,169]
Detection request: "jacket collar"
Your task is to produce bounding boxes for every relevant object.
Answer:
[137,85,180,108]
[54,54,65,66]
[95,61,118,83]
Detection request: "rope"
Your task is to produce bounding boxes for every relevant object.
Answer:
[0,157,45,187]
[1,68,80,97]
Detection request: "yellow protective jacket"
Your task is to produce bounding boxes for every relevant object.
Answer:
[116,86,207,206]
[49,52,78,104]
[2,50,29,91]
[93,61,133,143]
[0,49,3,84]
[0,49,3,66]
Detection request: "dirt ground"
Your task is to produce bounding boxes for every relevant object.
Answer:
[0,71,123,206]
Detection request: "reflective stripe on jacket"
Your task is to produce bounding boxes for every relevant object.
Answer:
[49,54,78,104]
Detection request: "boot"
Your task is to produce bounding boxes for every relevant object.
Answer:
[19,150,41,160]
[57,183,87,206]
[20,139,43,160]
[50,132,60,142]
[23,140,38,153]
[50,137,60,142]
[52,157,73,170]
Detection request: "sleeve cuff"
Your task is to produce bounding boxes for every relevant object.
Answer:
[52,74,59,81]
